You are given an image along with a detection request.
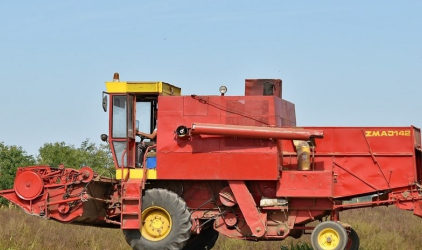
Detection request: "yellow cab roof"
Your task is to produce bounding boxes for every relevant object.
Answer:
[105,81,181,96]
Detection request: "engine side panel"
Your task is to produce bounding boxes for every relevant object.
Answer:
[156,95,292,180]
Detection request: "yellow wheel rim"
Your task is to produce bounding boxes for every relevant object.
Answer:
[317,228,341,250]
[141,206,172,241]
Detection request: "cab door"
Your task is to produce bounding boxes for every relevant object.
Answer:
[126,93,136,168]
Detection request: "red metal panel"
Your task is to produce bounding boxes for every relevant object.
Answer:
[157,152,278,180]
[156,95,287,180]
[183,95,280,125]
[225,99,271,126]
[309,127,415,153]
[332,156,416,197]
[223,96,278,126]
[414,126,421,148]
[184,96,209,116]
[276,171,333,197]
[281,100,296,126]
[245,79,282,98]
[157,95,184,117]
[281,127,417,198]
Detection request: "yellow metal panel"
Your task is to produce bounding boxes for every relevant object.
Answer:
[105,81,181,95]
[105,82,128,93]
[115,168,157,180]
[126,82,161,93]
[161,82,182,96]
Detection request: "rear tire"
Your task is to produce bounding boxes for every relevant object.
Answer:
[123,188,192,250]
[345,228,360,250]
[182,225,219,250]
[311,221,348,250]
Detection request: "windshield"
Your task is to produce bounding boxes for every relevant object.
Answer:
[136,101,152,138]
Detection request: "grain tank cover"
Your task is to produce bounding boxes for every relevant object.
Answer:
[105,80,181,96]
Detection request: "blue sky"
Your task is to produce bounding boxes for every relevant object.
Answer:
[1,1,421,156]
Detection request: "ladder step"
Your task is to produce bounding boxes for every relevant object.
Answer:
[121,181,143,230]
[122,212,140,215]
[122,197,140,201]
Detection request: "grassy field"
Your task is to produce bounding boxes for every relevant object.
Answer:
[1,206,422,250]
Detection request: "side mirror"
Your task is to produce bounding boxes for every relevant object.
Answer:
[136,120,139,131]
[102,92,108,112]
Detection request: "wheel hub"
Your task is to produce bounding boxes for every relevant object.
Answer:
[318,228,340,250]
[151,216,164,229]
[141,206,172,241]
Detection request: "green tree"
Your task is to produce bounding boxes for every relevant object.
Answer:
[37,139,113,174]
[0,142,36,205]
[78,139,114,174]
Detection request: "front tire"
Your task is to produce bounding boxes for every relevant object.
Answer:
[123,188,192,250]
[311,221,348,250]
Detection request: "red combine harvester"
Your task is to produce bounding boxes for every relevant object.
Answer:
[1,73,422,250]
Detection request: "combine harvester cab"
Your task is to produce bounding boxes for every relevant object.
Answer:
[1,73,422,250]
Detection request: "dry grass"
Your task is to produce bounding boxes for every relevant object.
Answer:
[341,206,422,250]
[0,208,127,250]
[1,206,421,249]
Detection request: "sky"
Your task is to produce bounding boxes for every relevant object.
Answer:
[0,1,421,157]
